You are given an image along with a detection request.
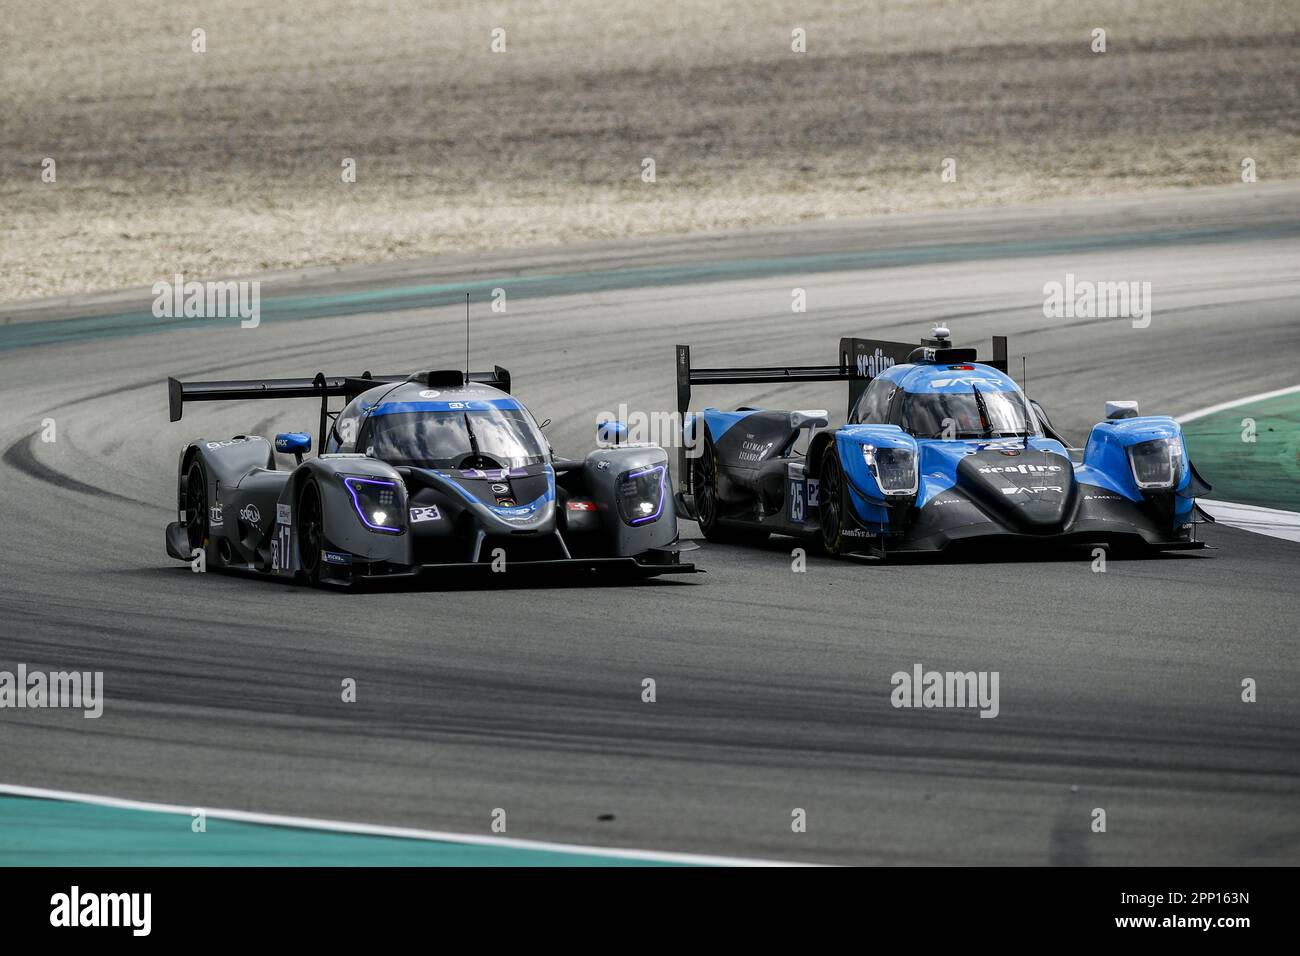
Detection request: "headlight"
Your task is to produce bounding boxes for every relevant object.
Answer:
[862,444,918,495]
[1127,437,1183,490]
[343,476,403,533]
[616,464,666,525]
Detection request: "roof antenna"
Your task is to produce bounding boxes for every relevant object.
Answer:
[465,292,471,383]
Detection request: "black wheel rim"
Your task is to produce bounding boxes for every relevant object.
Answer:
[820,452,842,549]
[185,463,207,550]
[693,444,718,528]
[300,483,322,574]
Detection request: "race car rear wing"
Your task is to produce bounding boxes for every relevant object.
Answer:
[168,366,512,453]
[674,335,1008,490]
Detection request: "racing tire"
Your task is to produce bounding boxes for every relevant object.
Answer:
[819,444,848,557]
[297,478,326,586]
[184,458,210,554]
[691,434,769,545]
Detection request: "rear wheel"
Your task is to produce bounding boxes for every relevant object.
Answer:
[691,434,769,545]
[819,444,847,556]
[298,479,325,584]
[184,459,209,552]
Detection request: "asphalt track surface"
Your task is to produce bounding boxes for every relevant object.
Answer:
[1,185,1298,865]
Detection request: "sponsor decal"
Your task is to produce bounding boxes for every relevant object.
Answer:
[596,460,611,471]
[418,389,441,398]
[322,550,352,565]
[239,503,261,525]
[208,503,224,526]
[841,528,876,538]
[205,437,257,450]
[1000,486,1063,495]
[409,505,442,523]
[738,438,775,463]
[276,503,291,524]
[1084,493,1124,501]
[491,483,509,494]
[978,464,1062,474]
[929,376,1001,389]
[855,348,896,378]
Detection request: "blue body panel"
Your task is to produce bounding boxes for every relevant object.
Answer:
[829,364,1195,534]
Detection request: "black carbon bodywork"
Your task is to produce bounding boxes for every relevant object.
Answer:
[164,369,696,585]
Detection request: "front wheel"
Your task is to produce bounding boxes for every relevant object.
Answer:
[184,458,210,552]
[819,444,848,557]
[297,478,326,585]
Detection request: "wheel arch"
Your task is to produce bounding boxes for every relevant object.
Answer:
[805,429,840,479]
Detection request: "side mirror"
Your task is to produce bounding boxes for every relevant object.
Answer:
[597,419,627,446]
[275,432,312,464]
[1105,401,1139,420]
[790,409,829,430]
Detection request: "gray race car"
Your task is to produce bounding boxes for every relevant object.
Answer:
[164,367,695,585]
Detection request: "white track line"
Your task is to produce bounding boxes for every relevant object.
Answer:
[1174,385,1300,540]
[0,782,805,867]
[1175,384,1300,424]
[1196,500,1300,544]
[1180,385,1300,541]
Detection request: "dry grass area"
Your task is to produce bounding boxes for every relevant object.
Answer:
[2,0,1298,301]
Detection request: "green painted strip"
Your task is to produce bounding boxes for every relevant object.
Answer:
[3,222,1298,352]
[0,796,675,866]
[1183,392,1300,511]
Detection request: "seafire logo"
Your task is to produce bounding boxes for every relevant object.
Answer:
[979,464,1062,474]
[856,348,896,378]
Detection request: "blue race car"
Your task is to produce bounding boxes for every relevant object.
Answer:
[673,328,1212,559]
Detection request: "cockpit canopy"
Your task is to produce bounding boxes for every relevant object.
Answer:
[850,362,1040,439]
[326,383,549,469]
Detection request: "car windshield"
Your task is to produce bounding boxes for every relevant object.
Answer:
[901,386,1038,439]
[364,407,548,468]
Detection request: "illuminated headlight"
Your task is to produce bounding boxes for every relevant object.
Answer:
[862,444,918,496]
[1127,438,1184,490]
[343,476,403,533]
[616,464,666,525]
